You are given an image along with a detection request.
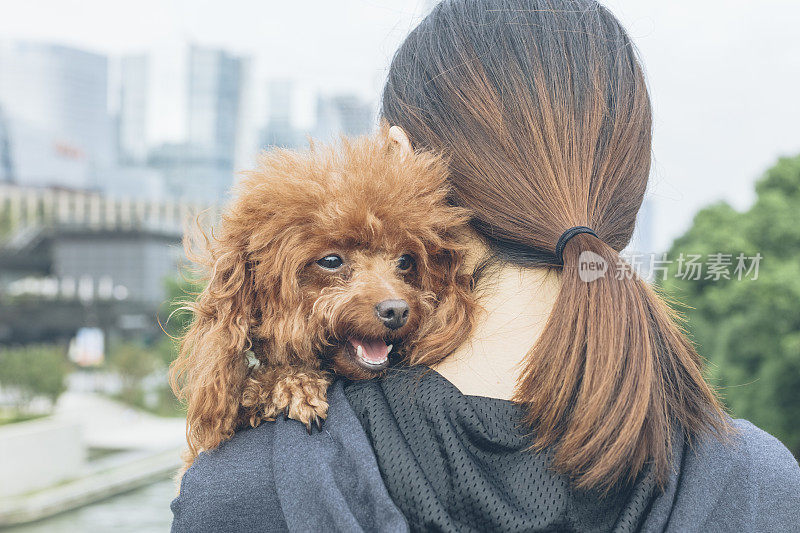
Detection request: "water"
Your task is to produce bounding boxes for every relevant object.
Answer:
[5,479,175,533]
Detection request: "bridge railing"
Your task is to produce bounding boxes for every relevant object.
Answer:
[0,184,221,238]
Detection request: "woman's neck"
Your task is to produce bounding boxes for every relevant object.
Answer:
[431,246,561,400]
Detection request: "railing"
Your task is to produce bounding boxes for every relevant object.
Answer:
[6,274,130,302]
[0,184,220,238]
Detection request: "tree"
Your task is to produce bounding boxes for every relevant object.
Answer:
[661,153,800,456]
[156,271,205,366]
[0,344,68,414]
[106,342,158,405]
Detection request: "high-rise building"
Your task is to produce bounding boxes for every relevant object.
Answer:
[186,45,244,165]
[261,79,299,149]
[314,94,374,142]
[147,141,232,203]
[161,45,249,201]
[0,41,114,189]
[118,55,149,165]
[0,105,13,183]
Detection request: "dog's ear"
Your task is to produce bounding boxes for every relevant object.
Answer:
[409,241,477,366]
[169,229,256,461]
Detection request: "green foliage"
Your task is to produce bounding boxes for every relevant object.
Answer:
[149,381,186,417]
[160,272,205,341]
[132,271,204,417]
[0,344,68,413]
[0,198,16,238]
[105,270,201,416]
[100,273,203,417]
[0,411,47,426]
[154,270,205,367]
[661,154,800,456]
[154,336,180,368]
[106,342,158,404]
[105,341,184,417]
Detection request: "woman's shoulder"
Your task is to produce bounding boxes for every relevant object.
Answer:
[171,415,285,532]
[171,380,407,533]
[684,418,799,498]
[643,418,800,532]
[726,419,800,482]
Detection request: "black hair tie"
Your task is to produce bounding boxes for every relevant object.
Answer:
[554,226,597,264]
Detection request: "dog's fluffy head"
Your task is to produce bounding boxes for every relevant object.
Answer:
[171,127,475,453]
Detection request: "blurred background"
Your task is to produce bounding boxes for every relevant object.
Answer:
[0,0,798,530]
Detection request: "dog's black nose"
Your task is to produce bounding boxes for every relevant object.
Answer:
[375,299,409,330]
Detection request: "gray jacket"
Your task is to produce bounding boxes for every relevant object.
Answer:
[171,381,800,532]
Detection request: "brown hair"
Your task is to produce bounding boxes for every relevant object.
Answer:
[382,0,731,491]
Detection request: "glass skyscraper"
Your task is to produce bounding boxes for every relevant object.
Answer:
[118,54,149,165]
[0,41,114,189]
[142,45,248,203]
[186,45,243,166]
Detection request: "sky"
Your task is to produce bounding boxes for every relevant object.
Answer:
[1,0,798,251]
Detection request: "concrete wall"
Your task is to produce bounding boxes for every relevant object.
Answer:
[0,418,84,498]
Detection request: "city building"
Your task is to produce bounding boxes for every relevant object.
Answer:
[313,94,375,142]
[117,54,150,165]
[147,141,233,204]
[0,41,114,190]
[0,105,13,183]
[186,45,244,166]
[148,45,251,202]
[0,183,218,344]
[102,165,166,201]
[260,79,300,149]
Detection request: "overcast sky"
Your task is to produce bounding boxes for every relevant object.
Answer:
[1,0,798,251]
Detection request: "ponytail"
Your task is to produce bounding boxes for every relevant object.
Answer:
[514,232,730,490]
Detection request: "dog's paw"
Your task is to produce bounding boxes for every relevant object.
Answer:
[242,367,331,434]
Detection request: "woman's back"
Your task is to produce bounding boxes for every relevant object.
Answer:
[344,367,657,532]
[171,372,800,532]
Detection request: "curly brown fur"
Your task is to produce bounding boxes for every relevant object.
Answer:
[170,125,476,471]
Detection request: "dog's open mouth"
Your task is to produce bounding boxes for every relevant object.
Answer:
[347,337,394,371]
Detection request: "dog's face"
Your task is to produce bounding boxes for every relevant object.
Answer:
[295,234,435,379]
[209,130,474,380]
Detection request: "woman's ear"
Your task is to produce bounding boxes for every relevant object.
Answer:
[389,125,413,157]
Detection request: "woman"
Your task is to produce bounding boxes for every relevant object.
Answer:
[171,1,800,531]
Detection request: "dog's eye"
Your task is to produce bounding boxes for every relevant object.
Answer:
[397,254,414,272]
[316,254,344,270]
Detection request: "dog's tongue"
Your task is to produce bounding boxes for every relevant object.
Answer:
[348,337,390,364]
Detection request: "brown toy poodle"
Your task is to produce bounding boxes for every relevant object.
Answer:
[170,126,476,469]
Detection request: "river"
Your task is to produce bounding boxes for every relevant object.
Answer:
[5,479,174,532]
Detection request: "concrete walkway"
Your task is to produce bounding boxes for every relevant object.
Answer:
[53,391,186,450]
[0,447,182,527]
[0,393,186,527]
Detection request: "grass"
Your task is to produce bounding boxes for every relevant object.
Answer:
[0,410,48,426]
[107,385,186,418]
[87,447,127,462]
